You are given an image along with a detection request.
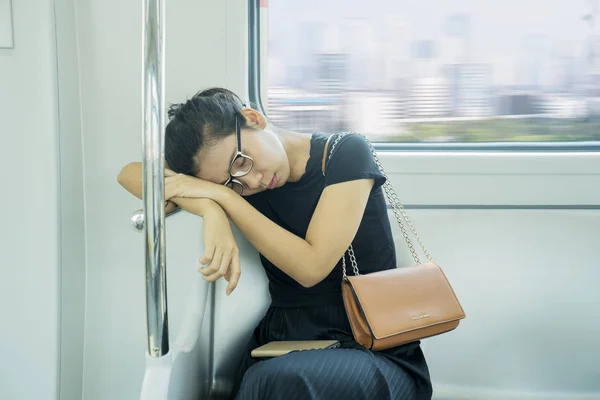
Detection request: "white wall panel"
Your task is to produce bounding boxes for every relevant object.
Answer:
[389,210,600,399]
[74,0,249,398]
[0,1,60,399]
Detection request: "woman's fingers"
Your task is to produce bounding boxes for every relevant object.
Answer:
[205,249,232,282]
[197,228,240,294]
[197,244,215,267]
[199,248,222,277]
[225,249,241,296]
[164,176,178,200]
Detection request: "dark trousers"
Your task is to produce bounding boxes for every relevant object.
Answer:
[234,348,417,400]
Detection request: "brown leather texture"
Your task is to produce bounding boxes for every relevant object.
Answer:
[342,261,466,351]
[321,135,465,350]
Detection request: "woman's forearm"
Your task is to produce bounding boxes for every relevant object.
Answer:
[117,162,219,216]
[117,162,145,198]
[170,197,222,217]
[213,189,326,287]
[160,172,370,288]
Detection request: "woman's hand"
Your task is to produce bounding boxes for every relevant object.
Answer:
[165,169,228,201]
[197,203,241,296]
[164,169,240,294]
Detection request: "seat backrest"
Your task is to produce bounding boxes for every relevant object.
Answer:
[201,225,270,399]
[138,212,270,400]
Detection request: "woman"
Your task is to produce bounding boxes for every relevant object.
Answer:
[117,87,432,399]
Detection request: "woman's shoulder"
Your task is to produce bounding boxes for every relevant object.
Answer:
[323,132,385,189]
[284,132,330,184]
[309,132,330,159]
[328,133,372,156]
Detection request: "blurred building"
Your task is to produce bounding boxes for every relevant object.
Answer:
[344,91,408,135]
[267,87,343,133]
[537,94,589,118]
[495,90,541,115]
[444,63,493,117]
[314,53,349,95]
[409,77,452,118]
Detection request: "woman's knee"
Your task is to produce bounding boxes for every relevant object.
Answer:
[237,357,314,399]
[236,349,414,400]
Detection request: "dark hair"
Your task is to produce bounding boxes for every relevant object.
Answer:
[165,87,247,176]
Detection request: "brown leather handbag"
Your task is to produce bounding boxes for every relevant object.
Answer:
[322,133,466,351]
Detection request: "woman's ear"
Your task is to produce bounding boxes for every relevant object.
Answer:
[241,107,267,130]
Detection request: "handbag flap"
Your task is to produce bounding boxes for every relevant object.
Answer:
[346,261,465,340]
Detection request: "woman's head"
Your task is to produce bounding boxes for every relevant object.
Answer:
[165,88,290,196]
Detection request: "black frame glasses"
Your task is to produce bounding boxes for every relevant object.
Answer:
[223,118,254,195]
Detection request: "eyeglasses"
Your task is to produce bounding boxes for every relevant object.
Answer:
[223,118,254,195]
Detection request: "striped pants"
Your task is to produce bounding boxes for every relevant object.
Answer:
[235,347,417,400]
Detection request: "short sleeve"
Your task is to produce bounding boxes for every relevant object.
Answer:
[323,134,386,189]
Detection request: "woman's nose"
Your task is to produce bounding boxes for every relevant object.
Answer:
[240,171,264,191]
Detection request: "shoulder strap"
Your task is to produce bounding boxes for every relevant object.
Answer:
[321,134,335,175]
[322,132,433,268]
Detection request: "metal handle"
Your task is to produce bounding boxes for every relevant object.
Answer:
[142,0,169,358]
[130,207,182,233]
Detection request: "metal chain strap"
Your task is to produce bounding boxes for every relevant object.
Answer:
[327,132,433,278]
[341,247,361,279]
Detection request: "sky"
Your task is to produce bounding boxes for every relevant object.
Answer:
[269,0,593,49]
[267,0,598,86]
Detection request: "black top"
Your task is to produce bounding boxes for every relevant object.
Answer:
[236,133,432,399]
[245,133,396,307]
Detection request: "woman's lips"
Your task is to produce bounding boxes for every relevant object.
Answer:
[267,175,278,190]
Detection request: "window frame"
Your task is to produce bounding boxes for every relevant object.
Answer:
[247,0,600,152]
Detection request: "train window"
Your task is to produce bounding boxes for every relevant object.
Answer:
[256,0,600,145]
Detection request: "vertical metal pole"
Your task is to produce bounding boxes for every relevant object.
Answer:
[142,0,169,357]
[247,0,266,115]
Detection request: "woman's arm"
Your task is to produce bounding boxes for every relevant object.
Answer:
[166,173,374,288]
[118,162,179,213]
[118,162,216,216]
[117,162,241,294]
[215,180,373,287]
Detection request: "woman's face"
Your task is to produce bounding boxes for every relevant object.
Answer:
[194,125,290,196]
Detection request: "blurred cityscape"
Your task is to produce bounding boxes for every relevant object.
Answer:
[263,0,600,142]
